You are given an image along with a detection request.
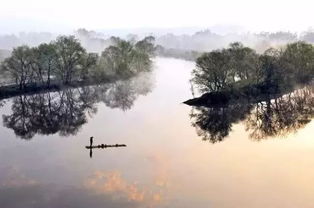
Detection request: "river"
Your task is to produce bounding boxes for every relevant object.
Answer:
[0,57,313,208]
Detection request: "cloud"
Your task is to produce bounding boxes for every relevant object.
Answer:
[85,171,145,201]
[85,171,163,207]
[0,167,140,208]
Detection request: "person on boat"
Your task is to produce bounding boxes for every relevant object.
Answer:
[90,137,93,146]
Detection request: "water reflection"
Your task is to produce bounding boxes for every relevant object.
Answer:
[2,72,153,140]
[246,85,314,140]
[0,100,5,107]
[190,103,253,143]
[0,168,161,208]
[189,85,314,142]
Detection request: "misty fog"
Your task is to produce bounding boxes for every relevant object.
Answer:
[2,28,314,63]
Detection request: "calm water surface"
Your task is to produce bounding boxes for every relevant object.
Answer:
[0,58,314,208]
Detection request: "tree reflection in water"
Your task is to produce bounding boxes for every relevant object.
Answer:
[189,85,314,143]
[2,72,153,140]
[246,85,314,140]
[190,103,253,143]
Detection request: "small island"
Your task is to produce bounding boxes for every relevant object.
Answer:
[184,42,314,142]
[185,42,314,107]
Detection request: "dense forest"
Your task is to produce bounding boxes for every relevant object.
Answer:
[0,35,155,99]
[185,41,314,106]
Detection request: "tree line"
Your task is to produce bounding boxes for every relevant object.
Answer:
[0,35,155,92]
[191,41,314,94]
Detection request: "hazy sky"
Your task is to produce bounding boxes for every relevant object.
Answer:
[1,0,314,34]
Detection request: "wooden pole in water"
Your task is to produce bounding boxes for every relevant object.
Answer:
[85,144,127,149]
